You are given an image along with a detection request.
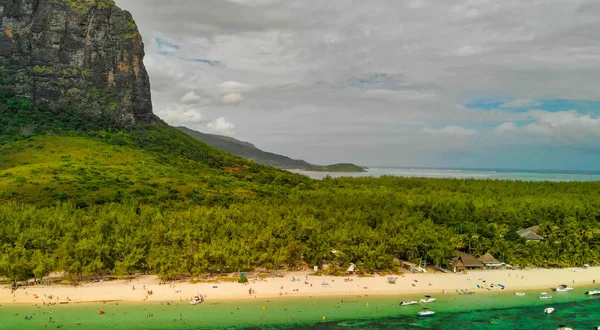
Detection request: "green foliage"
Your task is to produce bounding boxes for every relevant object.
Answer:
[1,175,600,282]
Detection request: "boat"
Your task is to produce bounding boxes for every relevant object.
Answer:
[539,292,552,299]
[419,295,436,303]
[514,292,526,296]
[586,290,600,295]
[555,326,572,330]
[552,285,573,292]
[189,295,204,305]
[400,300,419,306]
[418,309,435,317]
[544,307,555,314]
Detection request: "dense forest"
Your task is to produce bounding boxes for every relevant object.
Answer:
[1,90,600,285]
[1,175,600,285]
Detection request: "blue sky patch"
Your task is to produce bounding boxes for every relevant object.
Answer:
[155,37,181,56]
[467,99,600,114]
[194,59,219,66]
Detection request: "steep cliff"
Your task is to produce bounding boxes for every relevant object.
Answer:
[0,0,157,126]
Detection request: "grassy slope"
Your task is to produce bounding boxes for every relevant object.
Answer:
[0,127,311,207]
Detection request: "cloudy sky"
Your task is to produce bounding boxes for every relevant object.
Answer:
[118,0,600,170]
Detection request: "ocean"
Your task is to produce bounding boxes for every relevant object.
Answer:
[290,167,600,182]
[2,288,599,329]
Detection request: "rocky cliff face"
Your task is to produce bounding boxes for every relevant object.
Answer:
[0,0,157,126]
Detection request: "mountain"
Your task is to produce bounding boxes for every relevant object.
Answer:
[175,126,315,169]
[176,126,366,172]
[0,0,157,127]
[0,0,309,207]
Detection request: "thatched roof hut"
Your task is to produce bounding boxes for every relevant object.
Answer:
[458,252,484,268]
[478,253,502,266]
[451,260,466,272]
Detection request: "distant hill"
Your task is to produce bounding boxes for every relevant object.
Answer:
[176,127,366,172]
[313,163,366,172]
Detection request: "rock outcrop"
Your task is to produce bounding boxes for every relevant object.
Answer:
[0,0,157,126]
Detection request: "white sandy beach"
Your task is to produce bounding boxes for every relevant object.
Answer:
[1,268,599,305]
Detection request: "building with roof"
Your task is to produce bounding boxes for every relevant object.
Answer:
[516,225,545,241]
[478,252,504,267]
[458,252,484,269]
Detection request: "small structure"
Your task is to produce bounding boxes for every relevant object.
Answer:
[457,252,484,269]
[478,253,504,268]
[402,261,426,273]
[451,260,466,273]
[346,263,356,274]
[516,225,545,241]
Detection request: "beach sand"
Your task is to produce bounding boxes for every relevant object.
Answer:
[2,267,599,305]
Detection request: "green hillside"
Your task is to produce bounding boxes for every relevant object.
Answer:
[176,126,365,172]
[0,93,311,207]
[176,126,314,169]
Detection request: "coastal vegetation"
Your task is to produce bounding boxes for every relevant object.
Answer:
[2,163,600,284]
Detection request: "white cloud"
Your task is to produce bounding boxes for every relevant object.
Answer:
[207,117,235,136]
[157,104,203,127]
[218,81,254,93]
[181,91,201,104]
[495,122,517,134]
[499,99,540,108]
[222,93,245,105]
[424,126,477,136]
[453,46,483,56]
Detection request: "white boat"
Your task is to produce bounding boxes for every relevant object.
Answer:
[552,285,573,292]
[189,295,204,305]
[400,300,419,306]
[514,292,526,296]
[418,310,435,317]
[419,295,436,303]
[543,307,554,314]
[586,290,600,295]
[555,326,572,330]
[539,292,552,299]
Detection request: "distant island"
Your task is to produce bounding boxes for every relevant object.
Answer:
[176,126,366,172]
[311,163,366,172]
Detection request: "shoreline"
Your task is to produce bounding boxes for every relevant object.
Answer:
[2,267,599,306]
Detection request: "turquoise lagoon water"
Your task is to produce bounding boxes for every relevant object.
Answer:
[2,288,599,329]
[291,167,600,182]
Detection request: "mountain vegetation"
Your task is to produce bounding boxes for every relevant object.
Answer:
[176,126,365,172]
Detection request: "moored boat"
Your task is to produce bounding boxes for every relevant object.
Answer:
[544,307,554,314]
[514,292,526,296]
[419,295,436,303]
[400,300,419,306]
[552,285,573,292]
[555,326,572,330]
[585,289,600,296]
[539,292,552,299]
[418,309,435,317]
[189,294,204,305]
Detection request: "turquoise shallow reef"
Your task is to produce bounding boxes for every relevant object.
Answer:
[2,287,599,329]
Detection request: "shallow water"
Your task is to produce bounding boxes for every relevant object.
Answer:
[2,288,599,329]
[291,167,600,182]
